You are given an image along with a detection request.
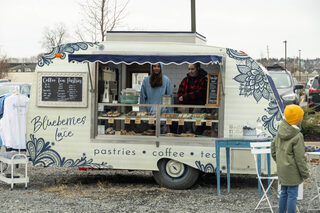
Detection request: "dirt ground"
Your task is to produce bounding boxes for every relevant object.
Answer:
[0,166,318,212]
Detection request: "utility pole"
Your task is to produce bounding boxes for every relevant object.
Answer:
[299,49,301,81]
[283,40,287,71]
[191,0,196,32]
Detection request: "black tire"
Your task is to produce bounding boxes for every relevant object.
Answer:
[152,159,199,190]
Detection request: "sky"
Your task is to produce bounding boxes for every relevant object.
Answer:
[0,0,319,59]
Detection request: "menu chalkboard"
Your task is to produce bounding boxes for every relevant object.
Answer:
[37,72,88,107]
[206,73,220,106]
[42,76,83,102]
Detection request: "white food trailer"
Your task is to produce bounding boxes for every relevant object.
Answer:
[26,31,283,189]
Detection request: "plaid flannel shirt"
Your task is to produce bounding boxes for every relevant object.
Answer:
[177,72,207,105]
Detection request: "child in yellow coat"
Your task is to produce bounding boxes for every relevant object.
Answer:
[271,105,310,213]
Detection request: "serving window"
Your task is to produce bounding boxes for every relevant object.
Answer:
[94,62,223,140]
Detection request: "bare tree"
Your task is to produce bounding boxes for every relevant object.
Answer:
[0,56,9,79]
[76,0,129,42]
[41,23,68,51]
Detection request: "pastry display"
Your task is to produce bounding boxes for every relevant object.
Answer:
[101,111,120,117]
[118,130,136,135]
[126,111,154,117]
[126,111,137,117]
[206,112,218,120]
[179,133,196,137]
[100,113,108,117]
[125,131,136,135]
[162,113,176,118]
[177,113,192,119]
[137,112,148,117]
[142,129,156,136]
[105,127,115,135]
[97,106,219,138]
[192,113,206,119]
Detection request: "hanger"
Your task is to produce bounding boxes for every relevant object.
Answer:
[11,86,20,95]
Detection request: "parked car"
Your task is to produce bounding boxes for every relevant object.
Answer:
[0,79,10,83]
[267,65,303,107]
[305,77,314,102]
[309,75,320,110]
[292,77,302,103]
[0,82,31,97]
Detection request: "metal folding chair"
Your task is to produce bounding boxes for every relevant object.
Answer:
[250,142,278,213]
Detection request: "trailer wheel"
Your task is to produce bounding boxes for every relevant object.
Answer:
[152,159,199,189]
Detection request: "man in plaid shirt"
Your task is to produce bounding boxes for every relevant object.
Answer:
[177,63,208,105]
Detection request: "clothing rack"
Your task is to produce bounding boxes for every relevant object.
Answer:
[0,89,29,190]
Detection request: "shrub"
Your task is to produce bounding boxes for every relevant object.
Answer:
[301,106,320,141]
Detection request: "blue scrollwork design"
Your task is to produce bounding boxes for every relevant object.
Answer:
[195,161,215,173]
[227,48,271,103]
[38,42,99,67]
[226,48,249,61]
[262,98,282,137]
[226,48,282,136]
[26,134,111,169]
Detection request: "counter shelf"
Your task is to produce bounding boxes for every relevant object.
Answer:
[98,115,218,123]
[96,103,219,139]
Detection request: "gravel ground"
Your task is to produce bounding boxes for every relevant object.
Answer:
[0,164,318,213]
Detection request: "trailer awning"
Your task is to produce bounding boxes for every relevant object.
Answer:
[68,54,222,65]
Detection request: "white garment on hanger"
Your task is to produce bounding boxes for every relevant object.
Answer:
[0,94,29,149]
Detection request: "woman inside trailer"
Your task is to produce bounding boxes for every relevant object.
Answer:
[140,63,173,113]
[177,63,208,105]
[177,63,208,134]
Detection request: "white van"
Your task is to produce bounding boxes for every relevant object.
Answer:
[26,31,282,189]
